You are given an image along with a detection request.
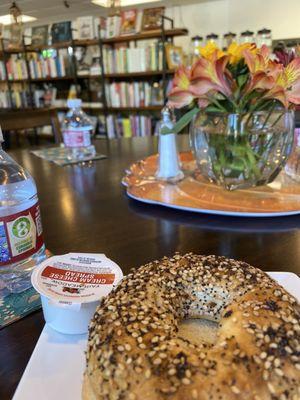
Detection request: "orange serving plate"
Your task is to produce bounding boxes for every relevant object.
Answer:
[122,152,300,217]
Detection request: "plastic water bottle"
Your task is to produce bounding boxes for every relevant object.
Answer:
[0,130,46,297]
[62,99,96,160]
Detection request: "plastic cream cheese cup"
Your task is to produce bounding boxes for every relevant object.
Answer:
[31,253,123,335]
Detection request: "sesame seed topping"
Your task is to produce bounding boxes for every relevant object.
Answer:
[85,253,300,400]
[231,386,240,394]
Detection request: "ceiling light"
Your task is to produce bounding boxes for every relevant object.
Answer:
[0,14,36,25]
[92,0,161,7]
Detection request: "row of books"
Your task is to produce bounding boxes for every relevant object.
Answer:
[0,7,165,50]
[103,43,164,74]
[1,21,73,50]
[28,50,72,79]
[1,40,167,80]
[106,114,157,139]
[105,7,164,38]
[0,86,57,108]
[0,50,73,80]
[5,56,28,81]
[0,90,30,109]
[105,81,163,108]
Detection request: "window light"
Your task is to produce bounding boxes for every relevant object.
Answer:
[0,14,37,25]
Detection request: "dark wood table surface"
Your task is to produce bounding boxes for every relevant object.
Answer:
[1,135,300,399]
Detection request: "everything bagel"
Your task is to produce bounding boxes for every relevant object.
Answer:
[83,254,300,400]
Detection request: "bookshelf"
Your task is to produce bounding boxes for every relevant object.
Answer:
[0,70,175,83]
[101,28,188,44]
[0,19,188,138]
[0,29,187,55]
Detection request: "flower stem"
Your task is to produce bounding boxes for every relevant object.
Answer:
[262,101,277,129]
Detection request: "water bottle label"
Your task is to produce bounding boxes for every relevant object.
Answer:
[63,128,92,148]
[0,202,44,266]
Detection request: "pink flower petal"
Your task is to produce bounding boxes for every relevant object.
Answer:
[167,87,195,108]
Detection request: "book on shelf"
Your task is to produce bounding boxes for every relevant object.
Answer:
[77,16,95,40]
[31,25,49,47]
[122,118,132,137]
[120,9,137,36]
[106,15,121,38]
[103,41,164,73]
[0,61,6,80]
[135,10,143,34]
[94,17,106,39]
[141,7,165,32]
[0,91,10,108]
[51,21,72,44]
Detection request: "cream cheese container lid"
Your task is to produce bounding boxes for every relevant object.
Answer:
[31,253,123,304]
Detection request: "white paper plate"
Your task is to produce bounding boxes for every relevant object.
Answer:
[13,272,300,400]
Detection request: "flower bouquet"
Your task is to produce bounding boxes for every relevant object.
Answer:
[166,43,298,190]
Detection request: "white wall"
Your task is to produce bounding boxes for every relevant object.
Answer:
[167,0,300,50]
[25,0,300,50]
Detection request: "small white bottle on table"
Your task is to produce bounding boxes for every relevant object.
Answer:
[156,107,184,182]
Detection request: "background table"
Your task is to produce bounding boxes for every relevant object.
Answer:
[1,136,300,399]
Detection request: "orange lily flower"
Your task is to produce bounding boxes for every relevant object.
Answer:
[190,54,232,98]
[243,45,279,94]
[167,65,195,108]
[266,58,300,107]
[243,45,270,74]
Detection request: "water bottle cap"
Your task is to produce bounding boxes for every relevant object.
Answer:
[67,99,82,109]
[0,127,3,142]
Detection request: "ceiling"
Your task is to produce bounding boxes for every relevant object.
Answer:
[0,0,214,25]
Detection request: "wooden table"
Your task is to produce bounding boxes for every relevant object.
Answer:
[0,136,299,399]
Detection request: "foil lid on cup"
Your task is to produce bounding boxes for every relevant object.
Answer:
[31,253,123,305]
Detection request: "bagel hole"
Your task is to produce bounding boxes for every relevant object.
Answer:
[178,318,219,346]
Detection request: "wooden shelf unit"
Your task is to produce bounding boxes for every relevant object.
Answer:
[55,105,163,112]
[0,70,175,84]
[0,29,188,56]
[0,22,188,136]
[104,70,175,79]
[101,28,188,44]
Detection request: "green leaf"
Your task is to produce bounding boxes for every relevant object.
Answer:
[205,106,224,113]
[161,107,200,135]
[237,74,248,88]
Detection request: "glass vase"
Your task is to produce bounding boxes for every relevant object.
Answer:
[285,128,300,182]
[190,111,294,191]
